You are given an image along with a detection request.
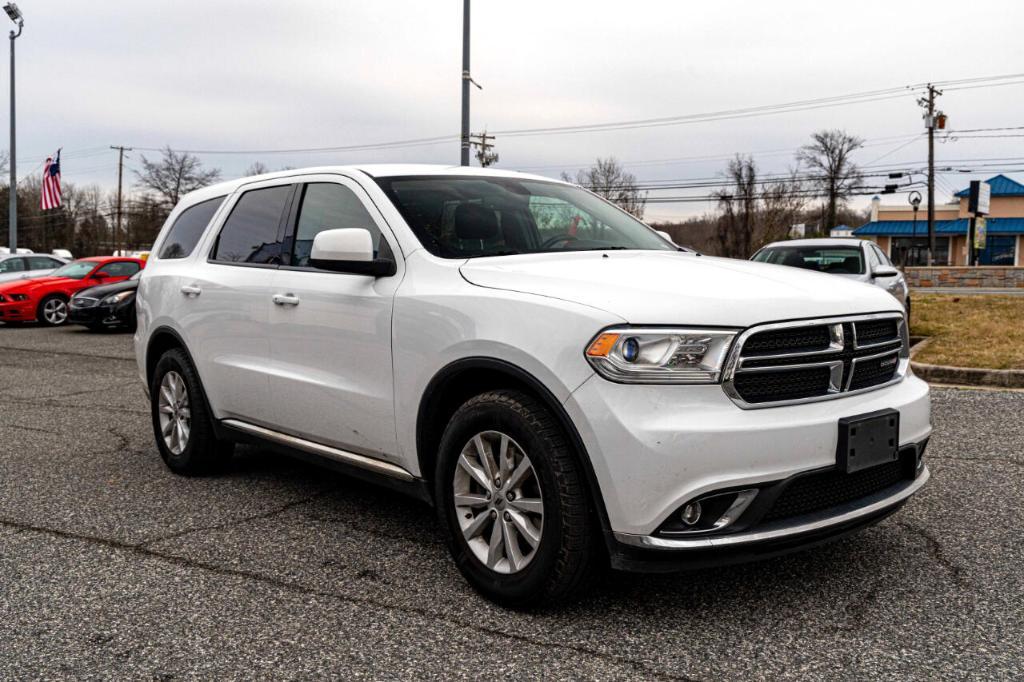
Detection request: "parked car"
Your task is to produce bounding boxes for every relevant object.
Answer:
[0,253,68,285]
[751,238,911,314]
[135,166,931,606]
[51,248,74,260]
[0,256,144,326]
[69,271,141,331]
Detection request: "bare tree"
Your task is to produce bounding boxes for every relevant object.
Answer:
[714,155,806,258]
[135,146,221,208]
[796,129,863,233]
[561,157,647,219]
[245,161,270,176]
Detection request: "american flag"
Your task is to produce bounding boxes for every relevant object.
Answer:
[40,149,62,210]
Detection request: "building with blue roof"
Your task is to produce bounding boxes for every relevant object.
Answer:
[853,175,1024,266]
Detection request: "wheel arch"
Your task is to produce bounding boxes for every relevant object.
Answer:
[416,357,611,534]
[145,325,196,387]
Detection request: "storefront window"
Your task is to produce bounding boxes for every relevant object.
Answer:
[890,237,950,266]
[976,235,1017,266]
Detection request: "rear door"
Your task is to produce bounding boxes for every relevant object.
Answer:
[264,175,403,460]
[181,181,296,423]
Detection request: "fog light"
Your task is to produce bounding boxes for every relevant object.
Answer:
[680,502,702,526]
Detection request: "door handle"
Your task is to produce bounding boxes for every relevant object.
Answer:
[180,284,202,297]
[272,293,300,306]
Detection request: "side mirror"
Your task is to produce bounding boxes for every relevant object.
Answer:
[309,228,396,277]
[872,266,899,278]
[92,271,109,280]
[656,230,676,245]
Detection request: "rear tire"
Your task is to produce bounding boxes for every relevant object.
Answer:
[435,389,600,607]
[150,348,234,475]
[37,295,69,326]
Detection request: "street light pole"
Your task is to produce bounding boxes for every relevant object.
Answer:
[460,0,471,166]
[4,3,22,253]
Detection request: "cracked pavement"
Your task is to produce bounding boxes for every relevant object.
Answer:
[0,325,1022,680]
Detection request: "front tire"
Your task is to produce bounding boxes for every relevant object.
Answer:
[435,390,599,607]
[37,295,69,326]
[150,348,233,475]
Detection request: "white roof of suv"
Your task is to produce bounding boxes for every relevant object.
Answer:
[183,164,561,207]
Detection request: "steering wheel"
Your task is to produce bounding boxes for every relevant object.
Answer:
[539,234,579,250]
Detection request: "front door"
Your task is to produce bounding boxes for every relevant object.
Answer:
[265,176,403,462]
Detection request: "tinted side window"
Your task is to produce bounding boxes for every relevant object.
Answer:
[98,261,141,277]
[292,183,382,267]
[872,244,892,267]
[0,258,25,273]
[159,196,225,259]
[865,245,880,269]
[212,186,291,264]
[27,257,59,270]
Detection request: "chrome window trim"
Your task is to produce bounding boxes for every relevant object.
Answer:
[722,312,907,409]
[615,465,929,550]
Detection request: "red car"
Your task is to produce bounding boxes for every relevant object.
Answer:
[0,256,145,326]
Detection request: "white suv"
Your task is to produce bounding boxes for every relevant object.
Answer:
[135,165,931,606]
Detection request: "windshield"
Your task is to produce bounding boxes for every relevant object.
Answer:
[374,175,674,258]
[51,260,97,280]
[753,245,865,275]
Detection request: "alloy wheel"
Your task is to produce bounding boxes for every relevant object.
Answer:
[453,430,544,574]
[157,371,191,455]
[43,299,68,325]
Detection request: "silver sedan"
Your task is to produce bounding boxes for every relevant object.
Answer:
[0,253,69,285]
[751,238,910,314]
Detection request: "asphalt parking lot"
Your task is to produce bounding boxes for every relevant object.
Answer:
[1,325,1021,680]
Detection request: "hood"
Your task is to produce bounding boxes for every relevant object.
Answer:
[75,278,137,299]
[0,275,70,295]
[459,251,902,327]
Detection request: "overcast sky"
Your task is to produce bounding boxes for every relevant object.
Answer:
[10,0,1024,221]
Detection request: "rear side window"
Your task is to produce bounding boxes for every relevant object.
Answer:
[212,186,291,264]
[159,197,225,259]
[291,183,383,267]
[27,256,62,270]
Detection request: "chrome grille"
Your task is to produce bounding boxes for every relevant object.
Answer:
[723,313,907,408]
[70,296,98,309]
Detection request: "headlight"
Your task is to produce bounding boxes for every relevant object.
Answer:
[101,291,135,305]
[585,327,738,384]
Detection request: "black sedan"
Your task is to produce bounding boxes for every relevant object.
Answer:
[69,271,139,331]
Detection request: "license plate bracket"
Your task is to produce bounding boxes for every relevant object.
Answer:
[837,409,900,474]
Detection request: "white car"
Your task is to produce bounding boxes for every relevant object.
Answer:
[752,238,911,315]
[0,253,68,285]
[134,165,931,606]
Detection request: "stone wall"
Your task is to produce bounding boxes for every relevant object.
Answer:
[906,266,1024,288]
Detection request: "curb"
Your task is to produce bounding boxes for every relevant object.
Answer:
[909,338,1024,389]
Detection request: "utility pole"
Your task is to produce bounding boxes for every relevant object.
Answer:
[470,131,498,167]
[111,145,131,255]
[460,0,471,166]
[5,3,23,253]
[919,84,943,266]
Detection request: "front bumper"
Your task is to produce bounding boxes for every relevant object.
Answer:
[564,372,931,537]
[610,459,928,572]
[69,301,135,328]
[0,299,36,322]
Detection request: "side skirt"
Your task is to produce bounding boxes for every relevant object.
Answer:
[214,419,433,504]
